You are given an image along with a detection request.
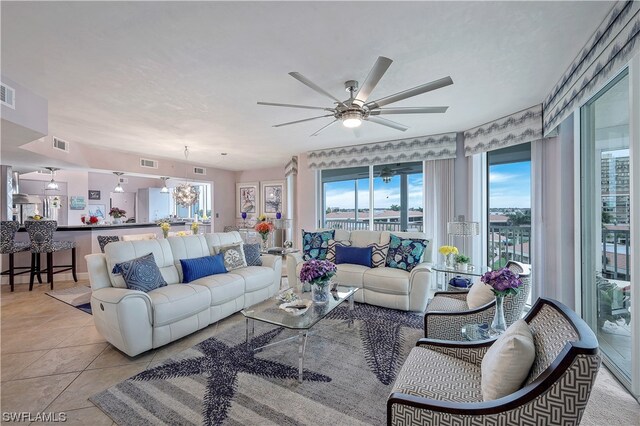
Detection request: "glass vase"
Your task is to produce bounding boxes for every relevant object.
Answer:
[162,229,169,239]
[490,294,507,336]
[445,253,456,268]
[311,282,330,304]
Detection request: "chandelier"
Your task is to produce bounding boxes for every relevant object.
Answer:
[173,146,199,207]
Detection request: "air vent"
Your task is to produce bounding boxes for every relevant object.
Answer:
[0,82,15,109]
[52,137,70,152]
[140,158,158,169]
[193,167,206,176]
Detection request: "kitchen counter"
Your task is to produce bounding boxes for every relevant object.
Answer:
[16,221,191,232]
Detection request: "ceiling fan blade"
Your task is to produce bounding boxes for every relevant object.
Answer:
[365,76,453,109]
[310,120,338,136]
[273,114,334,128]
[289,72,347,107]
[353,56,393,107]
[257,101,333,111]
[369,106,449,115]
[366,116,408,131]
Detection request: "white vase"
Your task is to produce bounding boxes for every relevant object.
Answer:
[112,217,122,224]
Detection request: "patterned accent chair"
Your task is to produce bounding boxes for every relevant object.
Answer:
[97,235,120,253]
[388,297,600,425]
[24,220,78,290]
[424,261,531,340]
[0,220,31,291]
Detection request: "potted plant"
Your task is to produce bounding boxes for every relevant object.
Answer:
[109,207,126,224]
[481,268,523,335]
[454,254,471,271]
[299,259,337,304]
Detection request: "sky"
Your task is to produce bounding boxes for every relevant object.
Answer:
[324,162,531,210]
[489,161,531,209]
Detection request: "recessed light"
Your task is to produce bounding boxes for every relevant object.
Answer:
[221,153,228,156]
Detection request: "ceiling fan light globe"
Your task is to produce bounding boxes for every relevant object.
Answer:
[343,117,362,128]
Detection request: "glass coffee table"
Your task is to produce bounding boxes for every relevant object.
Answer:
[241,286,358,383]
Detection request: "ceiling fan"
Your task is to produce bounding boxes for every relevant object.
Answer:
[257,56,453,136]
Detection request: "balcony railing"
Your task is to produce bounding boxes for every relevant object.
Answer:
[602,228,631,280]
[325,219,423,232]
[488,225,531,268]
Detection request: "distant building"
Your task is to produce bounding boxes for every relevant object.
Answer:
[601,153,630,224]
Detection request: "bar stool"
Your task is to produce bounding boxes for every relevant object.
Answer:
[1,221,31,291]
[24,220,78,290]
[97,235,120,253]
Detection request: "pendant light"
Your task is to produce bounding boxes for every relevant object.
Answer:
[160,177,170,193]
[44,167,60,191]
[113,172,125,193]
[173,146,199,207]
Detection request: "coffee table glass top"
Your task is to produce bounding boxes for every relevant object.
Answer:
[241,286,358,330]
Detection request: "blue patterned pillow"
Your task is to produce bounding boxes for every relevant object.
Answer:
[243,243,262,266]
[385,234,428,272]
[112,253,168,292]
[180,254,227,283]
[302,230,335,260]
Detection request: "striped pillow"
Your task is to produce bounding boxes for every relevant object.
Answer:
[369,243,389,268]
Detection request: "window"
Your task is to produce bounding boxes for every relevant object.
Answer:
[487,143,532,269]
[321,162,423,232]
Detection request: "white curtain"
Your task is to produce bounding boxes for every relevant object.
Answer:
[424,159,454,263]
[531,115,576,309]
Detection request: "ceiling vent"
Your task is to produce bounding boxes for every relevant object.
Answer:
[0,82,15,109]
[193,167,206,176]
[140,158,158,169]
[52,137,70,153]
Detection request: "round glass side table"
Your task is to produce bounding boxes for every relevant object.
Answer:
[461,323,490,341]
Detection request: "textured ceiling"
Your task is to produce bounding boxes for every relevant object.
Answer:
[1,1,613,170]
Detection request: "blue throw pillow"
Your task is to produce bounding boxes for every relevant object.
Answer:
[180,254,227,283]
[385,234,428,272]
[112,253,168,292]
[302,230,335,261]
[243,243,262,266]
[335,245,373,268]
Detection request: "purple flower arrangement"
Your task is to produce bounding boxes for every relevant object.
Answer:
[299,259,337,287]
[481,267,523,296]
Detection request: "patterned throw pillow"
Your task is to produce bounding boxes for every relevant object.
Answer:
[243,243,262,267]
[302,230,335,261]
[218,244,247,271]
[326,239,352,263]
[112,253,168,292]
[385,234,428,272]
[369,242,389,268]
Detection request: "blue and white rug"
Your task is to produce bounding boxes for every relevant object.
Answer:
[46,286,92,314]
[91,303,423,425]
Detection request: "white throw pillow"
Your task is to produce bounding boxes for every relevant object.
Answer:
[481,319,536,401]
[466,282,495,309]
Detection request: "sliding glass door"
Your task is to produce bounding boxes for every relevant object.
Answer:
[581,70,633,386]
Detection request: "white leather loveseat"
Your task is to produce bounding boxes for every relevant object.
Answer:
[85,232,281,356]
[287,230,432,312]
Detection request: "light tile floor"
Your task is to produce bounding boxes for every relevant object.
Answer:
[1,279,638,425]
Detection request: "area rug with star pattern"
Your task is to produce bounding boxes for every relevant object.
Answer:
[90,303,423,425]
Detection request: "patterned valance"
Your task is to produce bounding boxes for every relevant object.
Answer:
[307,133,457,170]
[463,105,543,156]
[285,156,298,177]
[543,1,640,134]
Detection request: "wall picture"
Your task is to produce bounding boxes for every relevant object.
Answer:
[88,204,106,219]
[88,190,101,200]
[69,196,86,210]
[236,182,259,218]
[261,180,286,217]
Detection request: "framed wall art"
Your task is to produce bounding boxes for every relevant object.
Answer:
[260,180,286,218]
[88,190,101,200]
[69,196,86,210]
[236,182,259,218]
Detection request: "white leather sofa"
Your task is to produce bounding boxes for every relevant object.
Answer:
[287,230,432,312]
[85,232,281,356]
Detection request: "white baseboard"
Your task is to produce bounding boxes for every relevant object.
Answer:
[1,272,90,286]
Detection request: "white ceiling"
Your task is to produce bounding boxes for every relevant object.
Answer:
[1,1,613,171]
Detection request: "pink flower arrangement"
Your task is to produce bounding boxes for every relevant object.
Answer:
[480,268,523,296]
[299,259,337,287]
[254,221,274,239]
